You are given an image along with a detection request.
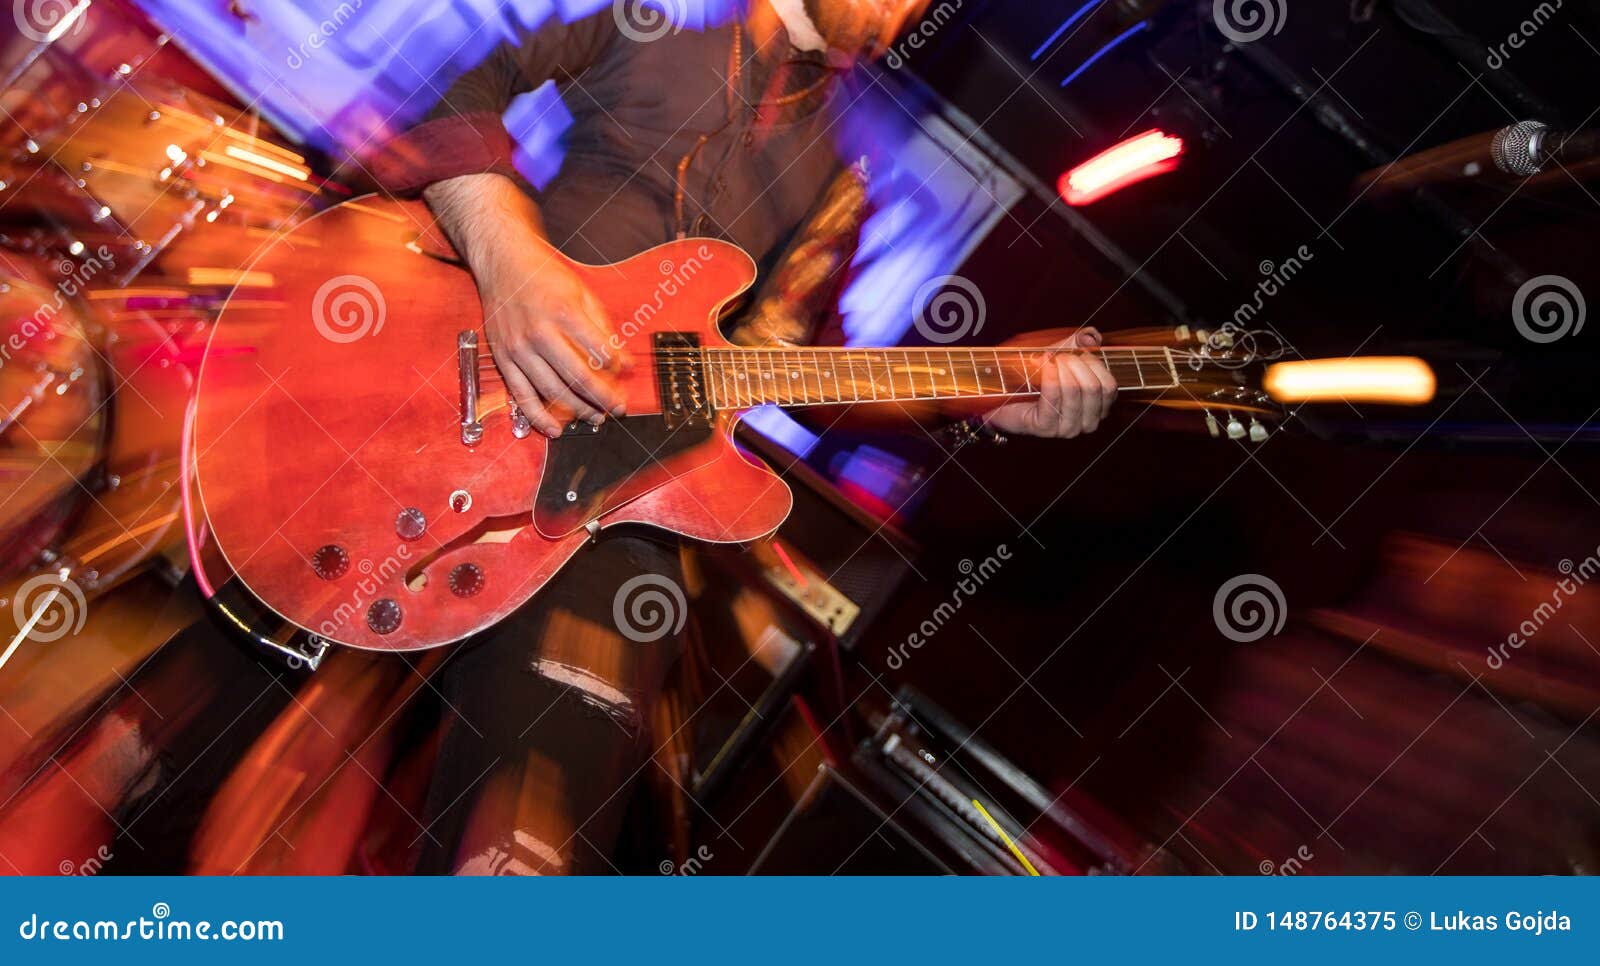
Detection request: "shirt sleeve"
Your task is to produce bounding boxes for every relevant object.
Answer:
[369,11,618,197]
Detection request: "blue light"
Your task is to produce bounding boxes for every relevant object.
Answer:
[1030,0,1106,62]
[1059,20,1150,89]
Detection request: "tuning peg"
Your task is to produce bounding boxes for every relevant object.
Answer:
[1226,416,1246,440]
[1204,410,1221,438]
[1249,418,1269,443]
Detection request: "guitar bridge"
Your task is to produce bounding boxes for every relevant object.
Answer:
[458,330,483,446]
[654,332,712,430]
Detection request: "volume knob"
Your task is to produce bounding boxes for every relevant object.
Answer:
[448,563,485,598]
[310,544,348,580]
[367,599,403,635]
[395,507,427,541]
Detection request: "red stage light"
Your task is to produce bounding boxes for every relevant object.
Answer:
[1059,129,1185,206]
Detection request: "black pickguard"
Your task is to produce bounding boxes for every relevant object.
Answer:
[533,332,716,535]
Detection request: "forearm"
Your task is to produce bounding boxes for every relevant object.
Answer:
[423,174,560,282]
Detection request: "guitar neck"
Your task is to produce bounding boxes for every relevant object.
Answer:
[693,346,1184,409]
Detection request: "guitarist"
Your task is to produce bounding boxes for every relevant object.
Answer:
[370,0,1117,874]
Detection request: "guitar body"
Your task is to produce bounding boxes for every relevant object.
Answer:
[193,197,792,652]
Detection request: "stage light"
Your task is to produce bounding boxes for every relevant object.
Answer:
[1059,129,1184,206]
[1265,357,1437,405]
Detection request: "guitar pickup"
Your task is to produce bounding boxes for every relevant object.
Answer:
[654,332,711,430]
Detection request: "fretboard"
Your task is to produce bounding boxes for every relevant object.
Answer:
[684,347,1182,409]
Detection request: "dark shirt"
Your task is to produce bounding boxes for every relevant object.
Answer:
[374,12,846,268]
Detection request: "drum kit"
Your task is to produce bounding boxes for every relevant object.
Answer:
[0,0,339,675]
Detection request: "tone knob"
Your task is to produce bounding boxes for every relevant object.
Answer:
[311,544,348,580]
[448,563,485,598]
[395,507,427,541]
[367,599,403,635]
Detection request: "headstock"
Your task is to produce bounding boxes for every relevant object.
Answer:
[1137,325,1291,443]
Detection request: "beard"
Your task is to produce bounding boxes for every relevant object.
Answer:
[803,0,919,59]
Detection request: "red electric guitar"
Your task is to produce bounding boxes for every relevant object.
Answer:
[192,197,1282,652]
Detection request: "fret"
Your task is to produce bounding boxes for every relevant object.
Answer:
[884,351,899,400]
[991,350,1007,394]
[1022,352,1035,394]
[1162,347,1179,388]
[967,351,982,398]
[865,352,880,401]
[1130,350,1145,390]
[924,350,937,400]
[789,351,806,405]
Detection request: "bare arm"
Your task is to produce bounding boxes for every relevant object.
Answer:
[424,173,627,437]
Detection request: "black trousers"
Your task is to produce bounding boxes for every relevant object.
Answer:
[415,534,684,874]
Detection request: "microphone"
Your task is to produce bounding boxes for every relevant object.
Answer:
[1354,120,1600,199]
[1490,120,1600,176]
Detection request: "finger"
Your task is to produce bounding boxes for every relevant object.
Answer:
[494,350,561,438]
[1039,352,1073,437]
[562,305,626,375]
[1084,351,1117,419]
[575,292,632,372]
[1061,354,1103,435]
[1074,327,1103,349]
[539,332,626,417]
[521,351,601,430]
